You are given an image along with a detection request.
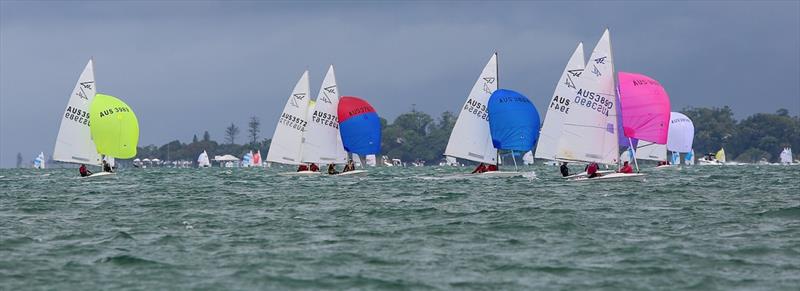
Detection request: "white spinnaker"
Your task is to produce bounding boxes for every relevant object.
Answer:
[302,65,347,164]
[557,29,619,165]
[198,150,210,167]
[266,70,311,165]
[53,59,101,166]
[667,112,695,153]
[634,141,667,161]
[535,42,585,160]
[444,53,498,164]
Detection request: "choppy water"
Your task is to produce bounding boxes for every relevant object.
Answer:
[1,165,798,290]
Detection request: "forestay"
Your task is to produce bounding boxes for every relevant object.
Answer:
[444,53,498,164]
[266,71,311,165]
[302,65,347,164]
[557,29,619,165]
[536,42,585,160]
[53,59,102,166]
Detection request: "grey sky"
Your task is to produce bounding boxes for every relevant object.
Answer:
[1,1,798,167]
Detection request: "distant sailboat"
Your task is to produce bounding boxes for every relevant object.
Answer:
[197,150,211,167]
[558,29,644,181]
[253,150,262,167]
[667,112,695,165]
[444,53,500,174]
[685,149,695,165]
[617,72,672,170]
[365,154,377,167]
[780,147,793,165]
[536,42,585,162]
[33,152,45,169]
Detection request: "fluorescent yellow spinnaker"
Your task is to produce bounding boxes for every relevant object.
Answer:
[90,93,139,159]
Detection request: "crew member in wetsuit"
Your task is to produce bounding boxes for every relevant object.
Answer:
[102,160,113,173]
[297,164,309,172]
[618,161,633,174]
[327,164,339,175]
[560,162,570,177]
[343,159,355,172]
[471,163,488,174]
[79,164,92,177]
[309,163,319,172]
[587,162,601,178]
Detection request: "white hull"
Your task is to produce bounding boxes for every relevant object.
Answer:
[697,159,724,165]
[563,170,615,179]
[654,165,678,170]
[336,170,368,176]
[476,171,523,178]
[279,170,321,176]
[570,172,645,182]
[83,171,116,179]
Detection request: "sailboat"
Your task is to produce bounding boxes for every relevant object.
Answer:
[487,89,540,175]
[33,152,46,169]
[445,53,510,176]
[699,148,726,165]
[197,150,211,167]
[666,112,695,166]
[266,70,320,175]
[301,65,348,171]
[557,29,644,182]
[53,59,139,178]
[337,96,380,176]
[535,42,585,163]
[780,147,794,165]
[365,154,377,167]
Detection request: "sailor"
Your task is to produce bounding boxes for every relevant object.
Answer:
[343,159,355,172]
[486,163,498,172]
[79,164,92,177]
[471,163,488,174]
[102,160,113,173]
[587,162,601,178]
[309,163,319,172]
[327,163,339,175]
[560,162,570,177]
[619,161,633,174]
[297,164,309,172]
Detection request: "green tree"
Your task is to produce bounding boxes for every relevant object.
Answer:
[248,116,260,146]
[225,123,239,144]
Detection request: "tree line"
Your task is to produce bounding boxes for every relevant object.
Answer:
[129,107,798,165]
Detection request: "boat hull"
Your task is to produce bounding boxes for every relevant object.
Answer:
[563,170,615,179]
[278,171,321,176]
[336,170,368,176]
[570,172,645,182]
[82,172,116,179]
[476,171,523,178]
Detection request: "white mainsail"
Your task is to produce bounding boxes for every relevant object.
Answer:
[266,70,311,165]
[197,150,210,167]
[444,53,498,164]
[634,141,667,161]
[53,59,102,166]
[535,42,585,160]
[302,65,347,164]
[780,147,793,164]
[557,29,620,165]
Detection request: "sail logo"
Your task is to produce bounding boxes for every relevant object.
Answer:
[594,56,607,64]
[568,69,583,77]
[290,93,306,108]
[482,77,496,94]
[76,81,94,100]
[483,77,496,84]
[565,76,576,89]
[321,86,336,104]
[592,65,601,77]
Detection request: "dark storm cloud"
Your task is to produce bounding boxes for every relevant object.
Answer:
[1,1,798,167]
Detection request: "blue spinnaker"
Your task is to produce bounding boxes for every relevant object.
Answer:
[488,89,540,151]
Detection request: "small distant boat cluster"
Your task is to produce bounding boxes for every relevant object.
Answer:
[37,29,797,179]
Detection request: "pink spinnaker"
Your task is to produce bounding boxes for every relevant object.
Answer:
[617,72,671,144]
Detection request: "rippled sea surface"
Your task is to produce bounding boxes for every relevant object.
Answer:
[1,165,799,290]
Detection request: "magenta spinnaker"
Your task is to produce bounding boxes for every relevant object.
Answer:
[617,72,671,144]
